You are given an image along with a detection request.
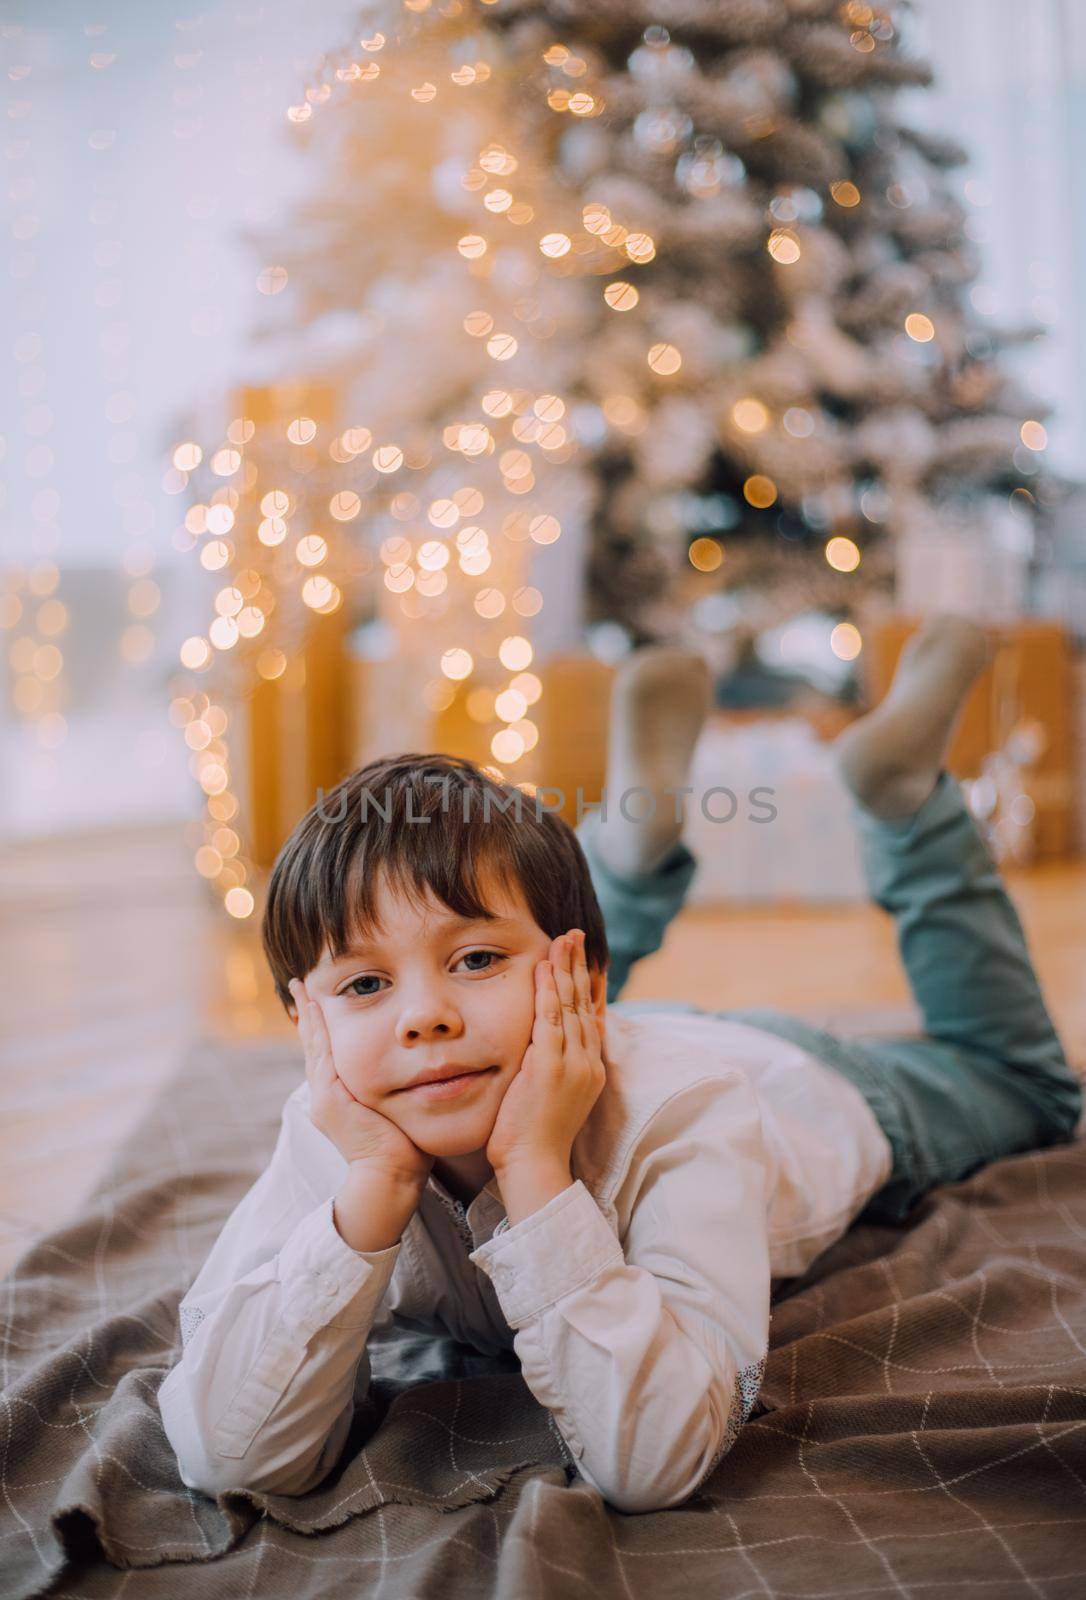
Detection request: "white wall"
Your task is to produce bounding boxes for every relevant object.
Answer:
[901,0,1086,478]
[0,0,359,838]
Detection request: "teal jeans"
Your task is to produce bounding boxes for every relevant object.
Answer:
[576,772,1082,1224]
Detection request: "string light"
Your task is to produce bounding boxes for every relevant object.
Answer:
[825,536,861,572]
[372,444,404,473]
[499,635,533,670]
[624,231,655,263]
[689,538,724,573]
[783,407,815,438]
[767,229,801,264]
[528,513,561,544]
[604,281,638,311]
[180,636,212,670]
[491,727,525,763]
[830,622,863,661]
[647,342,682,375]
[743,475,778,509]
[904,313,935,342]
[256,265,289,296]
[486,332,518,360]
[170,25,586,907]
[474,587,506,618]
[732,398,768,433]
[495,688,528,721]
[329,491,362,520]
[174,442,203,470]
[441,647,474,679]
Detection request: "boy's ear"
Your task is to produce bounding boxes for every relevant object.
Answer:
[285,977,301,1027]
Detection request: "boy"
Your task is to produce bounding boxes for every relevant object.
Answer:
[158,617,1081,1513]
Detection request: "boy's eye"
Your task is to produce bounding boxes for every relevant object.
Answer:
[456,949,506,973]
[341,950,505,998]
[345,975,387,998]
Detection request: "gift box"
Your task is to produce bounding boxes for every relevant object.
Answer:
[864,617,1076,859]
[684,717,867,905]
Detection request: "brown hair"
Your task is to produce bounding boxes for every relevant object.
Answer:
[261,751,609,1012]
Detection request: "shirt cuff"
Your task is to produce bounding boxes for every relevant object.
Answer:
[278,1195,400,1339]
[469,1178,623,1328]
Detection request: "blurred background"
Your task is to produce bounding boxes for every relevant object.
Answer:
[2,0,1084,1271]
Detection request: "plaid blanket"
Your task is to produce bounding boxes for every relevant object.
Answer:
[3,1035,1086,1600]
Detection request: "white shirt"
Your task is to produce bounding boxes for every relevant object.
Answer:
[158,1007,892,1513]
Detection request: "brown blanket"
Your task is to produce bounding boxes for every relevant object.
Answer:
[4,1035,1086,1600]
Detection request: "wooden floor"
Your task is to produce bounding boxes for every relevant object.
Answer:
[2,822,1083,1279]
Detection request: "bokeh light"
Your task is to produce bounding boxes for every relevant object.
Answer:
[830,622,863,661]
[825,536,861,572]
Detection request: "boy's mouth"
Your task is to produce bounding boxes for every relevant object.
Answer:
[397,1061,499,1091]
[398,1065,500,1101]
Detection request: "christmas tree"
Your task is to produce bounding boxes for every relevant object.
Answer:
[170,0,1061,910]
[243,0,1056,648]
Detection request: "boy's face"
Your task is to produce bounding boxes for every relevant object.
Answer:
[302,865,607,1161]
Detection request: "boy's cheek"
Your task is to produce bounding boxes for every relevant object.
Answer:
[324,1028,381,1104]
[510,979,539,1056]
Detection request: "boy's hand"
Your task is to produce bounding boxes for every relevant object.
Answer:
[485,930,606,1213]
[289,978,434,1191]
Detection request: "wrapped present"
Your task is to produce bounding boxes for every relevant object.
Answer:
[684,716,866,904]
[865,617,1075,860]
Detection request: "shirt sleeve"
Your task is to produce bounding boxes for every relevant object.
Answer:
[468,1073,771,1513]
[157,1090,401,1499]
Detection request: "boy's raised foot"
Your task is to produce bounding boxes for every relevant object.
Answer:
[833,614,994,823]
[595,646,712,878]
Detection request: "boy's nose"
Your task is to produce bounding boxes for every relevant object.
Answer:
[401,1019,455,1042]
[395,994,464,1046]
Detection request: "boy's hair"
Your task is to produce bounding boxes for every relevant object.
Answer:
[261,752,610,1012]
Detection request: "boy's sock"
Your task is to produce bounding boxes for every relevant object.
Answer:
[833,614,994,822]
[595,646,712,877]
